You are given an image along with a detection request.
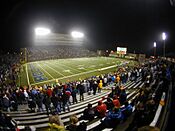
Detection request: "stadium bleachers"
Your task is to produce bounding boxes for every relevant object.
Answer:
[27,46,97,62]
[1,54,172,131]
[5,78,145,131]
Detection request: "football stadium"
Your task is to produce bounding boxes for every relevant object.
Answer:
[0,1,175,131]
[19,57,136,86]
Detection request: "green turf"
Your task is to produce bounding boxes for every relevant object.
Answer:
[18,57,137,87]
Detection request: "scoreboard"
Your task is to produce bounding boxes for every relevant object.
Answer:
[117,47,127,55]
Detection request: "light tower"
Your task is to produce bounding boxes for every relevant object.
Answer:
[153,42,156,57]
[162,32,166,57]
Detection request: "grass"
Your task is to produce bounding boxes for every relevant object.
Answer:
[17,57,137,87]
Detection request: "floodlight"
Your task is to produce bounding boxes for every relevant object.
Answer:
[71,31,84,38]
[162,32,166,40]
[154,42,156,47]
[35,27,51,36]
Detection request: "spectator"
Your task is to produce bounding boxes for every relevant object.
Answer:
[2,94,10,112]
[121,101,133,121]
[105,97,114,110]
[95,100,107,118]
[113,95,121,109]
[119,89,127,105]
[48,114,65,131]
[81,103,95,121]
[43,94,52,115]
[66,115,87,131]
[62,90,70,112]
[71,87,78,104]
[79,83,85,101]
[93,81,98,95]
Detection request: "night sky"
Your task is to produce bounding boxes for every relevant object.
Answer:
[1,0,175,56]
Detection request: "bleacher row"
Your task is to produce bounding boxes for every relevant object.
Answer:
[5,77,145,131]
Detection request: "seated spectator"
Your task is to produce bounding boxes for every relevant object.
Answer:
[81,103,95,121]
[127,102,146,130]
[119,89,127,105]
[0,111,16,131]
[121,101,133,121]
[66,115,87,131]
[113,95,121,109]
[95,100,107,118]
[104,97,114,110]
[95,108,123,130]
[103,108,123,128]
[47,114,65,131]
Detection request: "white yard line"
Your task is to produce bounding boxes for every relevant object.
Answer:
[36,63,55,79]
[43,63,65,77]
[45,61,74,75]
[55,61,83,73]
[27,64,36,85]
[25,64,31,87]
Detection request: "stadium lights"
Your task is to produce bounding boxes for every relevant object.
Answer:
[35,27,51,36]
[71,31,84,38]
[154,42,156,57]
[162,32,166,40]
[154,42,156,47]
[162,32,167,57]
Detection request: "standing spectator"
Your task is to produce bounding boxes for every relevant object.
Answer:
[2,94,10,112]
[43,94,52,115]
[93,81,98,95]
[62,90,70,112]
[36,91,44,112]
[103,77,108,87]
[71,87,78,104]
[98,80,103,93]
[79,83,85,101]
[116,75,120,85]
[47,86,53,97]
[51,94,61,114]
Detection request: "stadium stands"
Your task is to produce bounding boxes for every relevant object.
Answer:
[27,45,97,62]
[1,50,174,131]
[4,77,145,130]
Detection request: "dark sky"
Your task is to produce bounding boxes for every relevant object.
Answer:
[1,0,175,56]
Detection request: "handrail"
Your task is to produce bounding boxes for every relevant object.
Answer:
[150,92,166,127]
[159,83,172,130]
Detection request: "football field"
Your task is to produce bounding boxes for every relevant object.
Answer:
[18,57,136,86]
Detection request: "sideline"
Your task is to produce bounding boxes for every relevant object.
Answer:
[25,64,31,87]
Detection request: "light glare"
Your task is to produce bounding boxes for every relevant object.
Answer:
[35,27,51,36]
[71,31,84,38]
[162,32,166,40]
[154,42,156,47]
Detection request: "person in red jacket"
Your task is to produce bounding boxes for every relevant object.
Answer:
[113,95,121,109]
[47,86,53,97]
[96,100,107,118]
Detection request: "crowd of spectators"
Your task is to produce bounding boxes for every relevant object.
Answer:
[43,59,174,131]
[28,45,97,62]
[0,49,174,131]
